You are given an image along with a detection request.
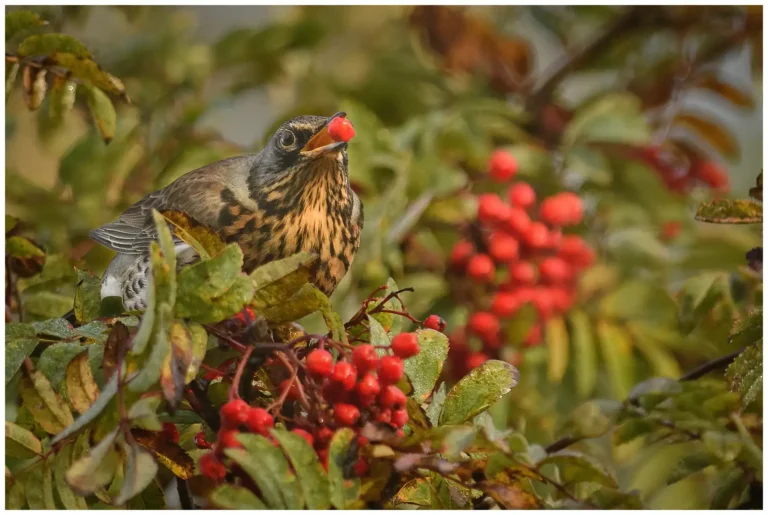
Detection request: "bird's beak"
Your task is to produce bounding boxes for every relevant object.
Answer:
[300,112,348,159]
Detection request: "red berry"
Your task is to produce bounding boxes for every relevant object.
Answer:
[352,344,380,374]
[317,448,329,471]
[291,428,315,447]
[391,332,420,359]
[376,408,392,424]
[234,307,257,325]
[550,287,575,313]
[492,292,521,318]
[327,116,355,142]
[200,452,227,481]
[488,232,519,263]
[331,361,358,391]
[323,380,351,404]
[334,403,361,427]
[468,312,500,341]
[392,409,409,428]
[357,373,381,397]
[489,150,519,182]
[508,261,537,286]
[467,352,489,370]
[161,422,179,444]
[379,385,407,409]
[477,194,511,225]
[280,378,301,400]
[507,182,536,210]
[424,314,446,332]
[220,399,250,428]
[467,254,495,283]
[353,457,368,476]
[559,192,584,225]
[660,221,682,241]
[316,427,334,447]
[357,435,369,447]
[379,355,404,384]
[559,236,595,269]
[307,349,333,378]
[194,431,212,449]
[524,324,542,347]
[523,222,550,249]
[691,161,729,191]
[218,429,244,449]
[538,257,572,284]
[531,289,554,320]
[449,240,474,268]
[244,407,274,436]
[541,192,584,226]
[506,207,531,236]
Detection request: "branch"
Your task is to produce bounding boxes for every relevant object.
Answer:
[679,348,745,381]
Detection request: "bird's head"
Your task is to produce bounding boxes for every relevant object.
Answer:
[255,112,350,184]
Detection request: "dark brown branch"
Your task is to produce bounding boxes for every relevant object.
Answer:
[679,348,745,382]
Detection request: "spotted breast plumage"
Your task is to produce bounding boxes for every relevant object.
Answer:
[91,113,364,311]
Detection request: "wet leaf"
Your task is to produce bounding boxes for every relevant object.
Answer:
[210,484,267,509]
[74,269,101,324]
[439,360,519,425]
[250,252,318,309]
[5,421,42,459]
[5,323,38,383]
[51,374,118,445]
[17,33,91,58]
[20,370,74,434]
[695,199,762,224]
[545,317,569,382]
[65,428,121,496]
[36,342,82,394]
[272,428,331,509]
[725,344,762,408]
[114,440,158,505]
[131,428,196,480]
[674,112,739,159]
[161,210,226,260]
[328,428,359,509]
[404,328,450,402]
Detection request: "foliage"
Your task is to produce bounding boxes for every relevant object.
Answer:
[5,5,763,510]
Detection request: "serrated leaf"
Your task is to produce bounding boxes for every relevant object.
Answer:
[674,112,739,160]
[5,421,42,459]
[20,370,74,434]
[404,329,449,403]
[695,199,762,224]
[545,317,569,382]
[250,252,318,309]
[393,477,433,507]
[439,360,519,425]
[596,321,635,399]
[74,269,101,324]
[569,310,597,398]
[17,33,91,58]
[210,485,267,509]
[51,374,118,445]
[5,323,38,384]
[65,351,100,414]
[226,433,300,509]
[729,308,762,348]
[65,428,121,496]
[272,428,331,509]
[131,428,195,480]
[725,344,762,407]
[53,442,89,509]
[160,210,226,260]
[114,440,158,505]
[328,428,359,509]
[539,450,617,488]
[83,84,116,143]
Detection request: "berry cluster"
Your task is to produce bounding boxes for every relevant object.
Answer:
[634,146,730,194]
[447,150,595,377]
[198,330,423,482]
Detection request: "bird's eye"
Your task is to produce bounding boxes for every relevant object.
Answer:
[279,130,296,149]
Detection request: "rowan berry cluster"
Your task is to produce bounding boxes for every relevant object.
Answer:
[636,146,730,194]
[447,149,595,377]
[198,329,422,482]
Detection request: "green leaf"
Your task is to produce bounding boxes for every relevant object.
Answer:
[65,428,121,496]
[439,360,519,425]
[5,421,42,459]
[613,419,656,445]
[19,370,74,434]
[596,321,635,399]
[272,428,331,509]
[6,235,45,258]
[227,433,301,509]
[6,478,26,509]
[725,344,762,408]
[38,342,83,392]
[48,76,77,125]
[711,467,749,509]
[6,10,48,42]
[128,302,173,392]
[74,269,101,324]
[569,310,597,398]
[51,374,118,445]
[564,93,651,146]
[666,452,718,485]
[425,382,448,426]
[49,52,128,100]
[177,243,243,302]
[545,317,569,382]
[127,395,163,432]
[209,485,267,509]
[328,428,359,510]
[696,199,762,224]
[404,329,450,403]
[702,430,743,462]
[565,400,622,440]
[160,210,226,260]
[25,462,56,510]
[114,440,159,505]
[83,84,117,143]
[5,323,37,383]
[250,252,318,309]
[539,450,617,488]
[32,318,75,339]
[627,324,682,378]
[367,314,391,356]
[17,33,91,58]
[599,280,677,326]
[53,442,89,509]
[503,303,537,347]
[729,308,762,348]
[393,477,433,507]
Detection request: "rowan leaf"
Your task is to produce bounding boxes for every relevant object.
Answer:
[5,323,38,384]
[674,112,739,160]
[65,428,121,496]
[53,442,89,509]
[114,440,158,505]
[17,33,90,58]
[328,428,359,509]
[545,317,569,382]
[83,84,117,143]
[250,252,318,309]
[725,344,762,408]
[6,478,26,509]
[65,351,100,414]
[51,374,118,445]
[131,428,195,479]
[210,485,267,509]
[128,302,173,393]
[5,421,42,459]
[694,73,754,109]
[19,370,74,434]
[25,461,56,510]
[272,428,332,509]
[596,321,635,399]
[161,210,226,260]
[74,269,101,324]
[539,450,617,488]
[102,321,130,382]
[404,329,450,402]
[570,310,598,398]
[6,10,48,42]
[695,199,763,224]
[439,360,519,425]
[127,395,163,432]
[49,52,129,100]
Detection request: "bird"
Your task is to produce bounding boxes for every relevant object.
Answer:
[90,112,364,312]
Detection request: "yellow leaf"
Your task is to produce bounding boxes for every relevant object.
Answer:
[19,370,74,435]
[674,112,739,160]
[131,428,195,480]
[160,210,227,260]
[545,317,569,382]
[65,351,100,414]
[5,421,42,459]
[694,73,754,109]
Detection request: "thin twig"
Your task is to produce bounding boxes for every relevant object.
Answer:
[679,348,744,381]
[229,345,254,401]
